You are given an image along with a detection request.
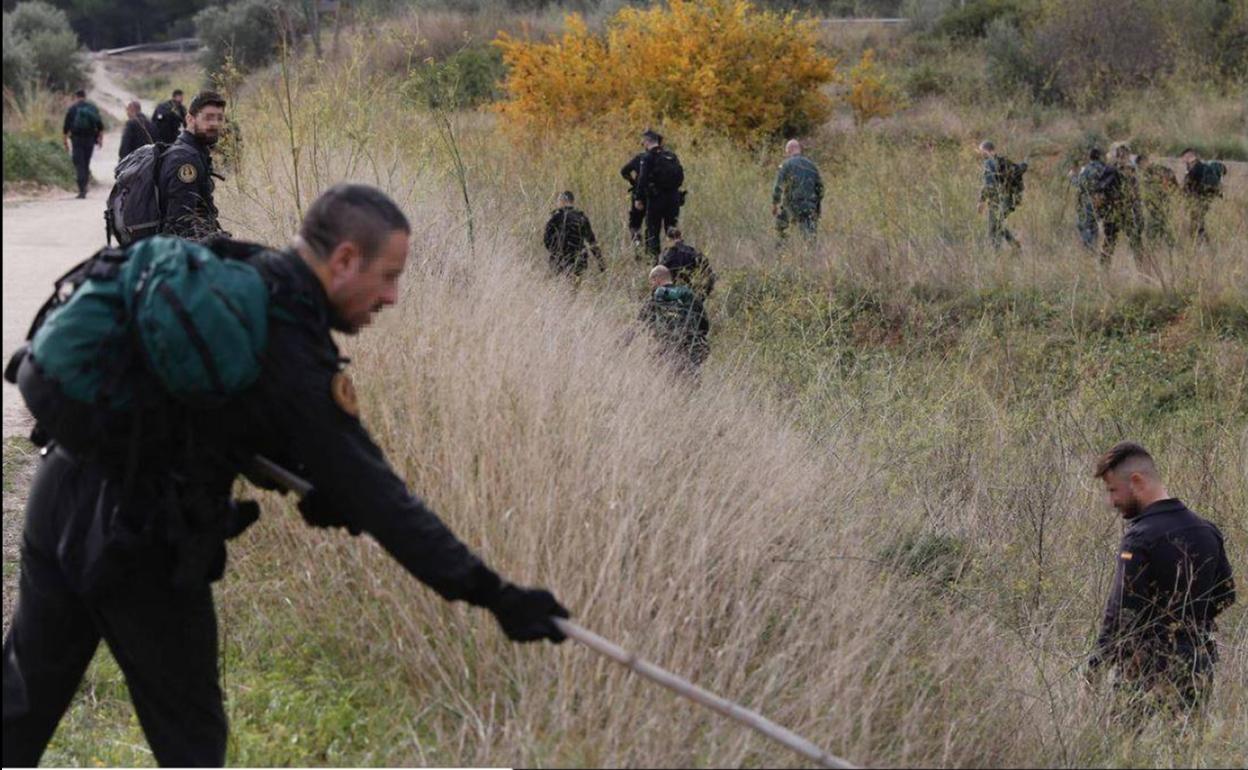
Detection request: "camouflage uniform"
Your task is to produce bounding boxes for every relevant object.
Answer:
[1140,164,1178,249]
[980,156,1019,249]
[773,155,824,240]
[1074,160,1105,251]
[1100,161,1144,265]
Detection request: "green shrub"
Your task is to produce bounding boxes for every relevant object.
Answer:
[933,0,1022,40]
[6,0,68,39]
[195,0,283,75]
[879,531,969,585]
[902,61,948,98]
[403,46,505,110]
[983,16,1050,101]
[26,29,89,91]
[2,19,36,93]
[4,1,88,92]
[2,130,75,187]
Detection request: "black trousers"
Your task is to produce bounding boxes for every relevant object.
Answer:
[2,450,227,767]
[644,191,682,258]
[70,136,95,195]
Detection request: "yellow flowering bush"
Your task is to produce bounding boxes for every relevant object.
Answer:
[494,0,838,142]
[847,49,900,125]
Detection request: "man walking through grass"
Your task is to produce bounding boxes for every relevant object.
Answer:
[976,140,1022,250]
[2,184,569,766]
[773,139,823,243]
[1086,442,1235,716]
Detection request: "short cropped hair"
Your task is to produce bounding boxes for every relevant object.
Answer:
[301,183,411,262]
[1093,441,1155,479]
[666,226,682,240]
[559,190,575,203]
[642,129,663,144]
[74,89,86,98]
[189,90,226,115]
[1089,147,1103,161]
[979,140,995,152]
[173,89,184,97]
[1179,147,1198,158]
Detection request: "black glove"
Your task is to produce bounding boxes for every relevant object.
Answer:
[488,583,570,644]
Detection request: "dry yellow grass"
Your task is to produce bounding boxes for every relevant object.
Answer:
[198,20,1248,768]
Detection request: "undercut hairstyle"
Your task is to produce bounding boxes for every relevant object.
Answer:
[979,140,995,152]
[1089,147,1103,161]
[189,90,226,115]
[301,183,411,262]
[1093,441,1156,480]
[172,89,184,97]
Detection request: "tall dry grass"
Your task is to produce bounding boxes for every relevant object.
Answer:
[206,22,1247,768]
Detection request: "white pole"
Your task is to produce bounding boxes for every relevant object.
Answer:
[554,618,858,770]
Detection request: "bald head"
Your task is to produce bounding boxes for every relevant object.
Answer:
[649,264,672,288]
[785,139,802,157]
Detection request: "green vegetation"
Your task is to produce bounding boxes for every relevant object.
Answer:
[3,1,88,92]
[2,129,74,187]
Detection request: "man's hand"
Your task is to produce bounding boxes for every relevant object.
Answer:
[96,135,103,147]
[63,137,70,153]
[488,583,570,643]
[634,200,644,211]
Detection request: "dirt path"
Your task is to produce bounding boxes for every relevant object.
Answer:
[1,56,151,441]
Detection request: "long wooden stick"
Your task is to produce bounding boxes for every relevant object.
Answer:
[554,618,857,769]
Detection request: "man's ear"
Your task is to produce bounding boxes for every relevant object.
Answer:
[327,241,363,284]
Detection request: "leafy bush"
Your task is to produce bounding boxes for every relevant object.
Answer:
[2,130,75,187]
[494,0,839,143]
[4,1,88,92]
[2,18,36,93]
[848,49,901,124]
[983,16,1049,101]
[403,46,505,110]
[27,29,89,91]
[195,0,282,74]
[932,0,1023,40]
[1030,0,1173,105]
[6,0,69,39]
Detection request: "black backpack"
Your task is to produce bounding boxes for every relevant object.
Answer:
[1090,164,1123,211]
[1188,161,1226,198]
[648,149,685,194]
[106,142,169,246]
[997,157,1028,210]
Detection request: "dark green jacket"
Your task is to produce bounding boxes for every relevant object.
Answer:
[773,155,823,213]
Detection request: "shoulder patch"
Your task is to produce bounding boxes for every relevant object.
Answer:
[1120,551,1133,561]
[178,163,198,183]
[330,372,359,418]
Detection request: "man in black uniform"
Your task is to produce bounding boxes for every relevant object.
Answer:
[118,100,155,161]
[620,148,647,252]
[1087,442,1235,713]
[657,227,715,298]
[160,90,227,240]
[151,89,187,145]
[1,184,570,766]
[61,89,103,199]
[542,190,604,277]
[634,129,685,259]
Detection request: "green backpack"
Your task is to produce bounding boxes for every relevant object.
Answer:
[651,284,699,345]
[6,236,269,459]
[72,101,102,135]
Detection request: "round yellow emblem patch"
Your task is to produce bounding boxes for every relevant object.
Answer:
[330,372,359,418]
[177,163,198,183]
